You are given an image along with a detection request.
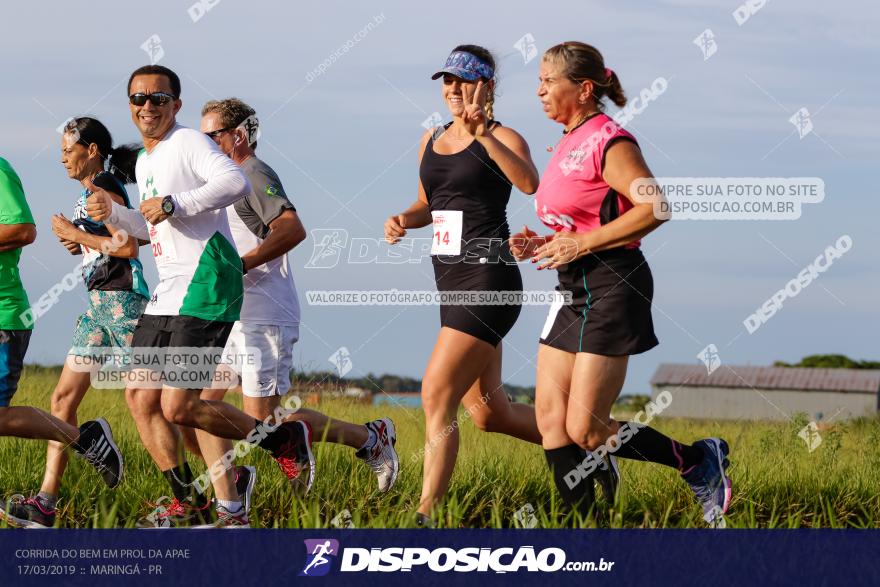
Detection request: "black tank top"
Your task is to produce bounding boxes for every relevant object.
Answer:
[419,122,512,264]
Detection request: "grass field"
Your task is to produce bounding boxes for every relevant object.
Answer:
[2,367,879,529]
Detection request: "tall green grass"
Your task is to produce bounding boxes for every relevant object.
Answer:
[2,368,878,528]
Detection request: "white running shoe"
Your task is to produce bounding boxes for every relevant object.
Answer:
[356,418,399,492]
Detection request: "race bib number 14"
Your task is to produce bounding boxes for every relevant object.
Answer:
[431,210,463,256]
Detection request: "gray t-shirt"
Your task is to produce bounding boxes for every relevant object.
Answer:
[235,157,296,238]
[226,156,300,325]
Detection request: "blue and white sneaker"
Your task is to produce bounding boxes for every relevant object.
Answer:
[681,438,731,528]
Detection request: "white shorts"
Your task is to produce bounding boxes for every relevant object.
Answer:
[221,321,299,398]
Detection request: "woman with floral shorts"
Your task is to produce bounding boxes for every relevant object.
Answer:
[0,117,147,527]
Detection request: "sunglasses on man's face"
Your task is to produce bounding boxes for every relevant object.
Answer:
[129,92,176,107]
[204,127,234,140]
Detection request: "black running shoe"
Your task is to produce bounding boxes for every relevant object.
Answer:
[234,465,257,513]
[594,454,620,503]
[0,494,55,528]
[271,421,315,496]
[76,418,124,488]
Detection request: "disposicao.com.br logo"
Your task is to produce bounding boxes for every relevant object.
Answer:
[300,539,614,575]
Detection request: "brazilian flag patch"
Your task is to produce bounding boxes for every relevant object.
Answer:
[265,185,280,197]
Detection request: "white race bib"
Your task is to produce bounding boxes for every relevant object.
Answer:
[80,240,100,267]
[431,210,463,256]
[149,221,178,265]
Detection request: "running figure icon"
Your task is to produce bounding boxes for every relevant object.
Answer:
[302,540,336,576]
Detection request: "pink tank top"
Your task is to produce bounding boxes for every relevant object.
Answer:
[535,113,640,248]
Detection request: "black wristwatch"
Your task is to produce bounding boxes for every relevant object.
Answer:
[161,195,176,216]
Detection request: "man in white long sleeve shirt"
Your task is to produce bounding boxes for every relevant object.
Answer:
[86,65,312,527]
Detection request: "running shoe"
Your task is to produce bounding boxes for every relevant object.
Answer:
[575,476,597,524]
[75,418,124,489]
[355,418,399,492]
[192,503,249,528]
[137,496,213,528]
[414,512,434,528]
[234,465,257,513]
[594,453,620,503]
[681,438,732,528]
[271,421,315,496]
[0,494,55,528]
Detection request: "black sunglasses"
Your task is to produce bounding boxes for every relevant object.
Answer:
[204,127,234,140]
[129,92,176,107]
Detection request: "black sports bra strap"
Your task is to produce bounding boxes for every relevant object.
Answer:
[431,121,454,141]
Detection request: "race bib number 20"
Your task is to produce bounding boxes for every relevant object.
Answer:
[149,222,178,264]
[431,210,463,256]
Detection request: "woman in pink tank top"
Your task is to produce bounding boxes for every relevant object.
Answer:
[509,42,733,527]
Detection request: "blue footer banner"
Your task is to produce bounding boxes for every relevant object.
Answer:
[1,530,877,586]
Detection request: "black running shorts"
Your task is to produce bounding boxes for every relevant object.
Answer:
[433,256,523,347]
[129,315,234,390]
[540,248,659,356]
[131,314,234,349]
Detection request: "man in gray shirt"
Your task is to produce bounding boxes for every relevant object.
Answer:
[184,98,399,511]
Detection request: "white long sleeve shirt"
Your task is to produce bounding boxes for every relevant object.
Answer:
[108,124,250,321]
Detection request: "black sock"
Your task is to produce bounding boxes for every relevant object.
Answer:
[612,422,703,472]
[256,419,289,453]
[162,463,205,506]
[544,444,596,518]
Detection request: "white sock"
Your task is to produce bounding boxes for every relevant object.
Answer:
[217,499,242,513]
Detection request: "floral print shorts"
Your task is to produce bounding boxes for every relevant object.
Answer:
[69,290,148,356]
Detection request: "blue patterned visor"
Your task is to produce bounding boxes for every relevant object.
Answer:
[431,51,494,81]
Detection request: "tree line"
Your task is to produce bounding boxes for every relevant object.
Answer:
[773,354,880,369]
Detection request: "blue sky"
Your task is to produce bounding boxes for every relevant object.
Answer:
[1,0,876,394]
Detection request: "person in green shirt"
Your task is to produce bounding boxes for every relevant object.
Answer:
[0,157,125,528]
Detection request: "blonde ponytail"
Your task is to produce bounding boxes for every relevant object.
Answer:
[485,85,495,121]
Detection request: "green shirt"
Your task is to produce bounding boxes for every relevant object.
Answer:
[0,157,34,330]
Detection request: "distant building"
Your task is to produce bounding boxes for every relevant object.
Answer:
[650,364,880,421]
